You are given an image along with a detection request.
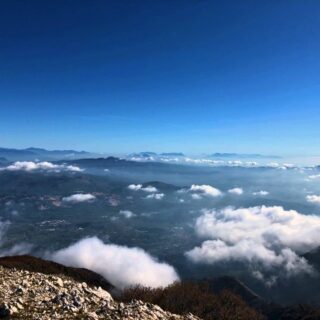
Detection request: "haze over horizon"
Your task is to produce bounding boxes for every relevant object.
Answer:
[1,1,320,155]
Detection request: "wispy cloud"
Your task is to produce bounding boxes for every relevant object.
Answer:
[228,187,243,195]
[253,190,269,196]
[119,210,135,218]
[145,193,165,200]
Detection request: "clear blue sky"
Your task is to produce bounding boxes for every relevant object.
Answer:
[1,0,320,155]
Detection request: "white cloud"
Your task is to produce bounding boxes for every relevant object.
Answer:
[228,187,243,195]
[185,206,320,276]
[128,184,143,191]
[145,193,165,200]
[0,161,83,172]
[119,210,135,218]
[189,184,222,197]
[142,186,158,193]
[253,190,269,196]
[51,237,179,289]
[127,184,158,193]
[308,174,320,180]
[186,240,311,275]
[65,165,83,172]
[62,193,96,203]
[306,195,320,204]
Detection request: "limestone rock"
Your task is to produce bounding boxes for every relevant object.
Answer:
[0,265,200,319]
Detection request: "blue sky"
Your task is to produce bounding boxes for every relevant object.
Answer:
[0,0,320,155]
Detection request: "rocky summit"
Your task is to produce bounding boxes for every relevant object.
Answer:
[0,266,199,320]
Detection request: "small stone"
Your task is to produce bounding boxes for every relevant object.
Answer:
[15,302,24,310]
[55,278,64,287]
[87,311,99,319]
[0,303,10,318]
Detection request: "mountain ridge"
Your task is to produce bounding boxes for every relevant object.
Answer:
[1,255,320,319]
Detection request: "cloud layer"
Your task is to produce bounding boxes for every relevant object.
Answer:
[186,206,320,276]
[0,161,83,172]
[51,237,179,289]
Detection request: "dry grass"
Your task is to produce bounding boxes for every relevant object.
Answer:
[119,281,265,320]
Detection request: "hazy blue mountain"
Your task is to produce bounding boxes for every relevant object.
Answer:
[0,157,8,165]
[61,157,179,170]
[128,152,158,158]
[209,153,281,159]
[0,147,92,161]
[128,152,185,158]
[160,153,185,156]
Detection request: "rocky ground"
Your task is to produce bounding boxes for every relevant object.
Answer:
[0,266,200,320]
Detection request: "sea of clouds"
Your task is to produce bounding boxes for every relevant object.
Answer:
[185,205,320,281]
[0,161,83,172]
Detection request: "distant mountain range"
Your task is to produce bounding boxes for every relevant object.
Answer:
[128,152,185,158]
[209,153,281,159]
[128,152,281,160]
[0,147,92,161]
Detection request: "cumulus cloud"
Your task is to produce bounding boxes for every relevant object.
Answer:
[185,206,320,276]
[253,191,269,196]
[128,184,158,193]
[228,187,243,195]
[128,184,143,191]
[189,184,222,197]
[51,237,179,289]
[62,193,96,203]
[186,240,311,276]
[306,195,320,204]
[145,193,165,200]
[0,161,83,172]
[142,186,158,193]
[119,210,135,218]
